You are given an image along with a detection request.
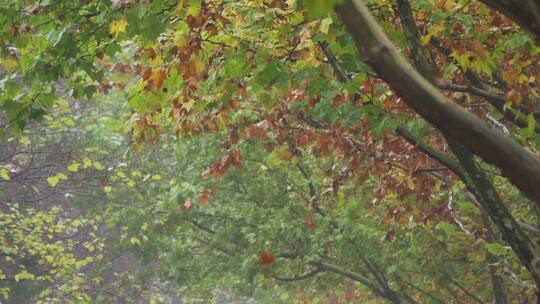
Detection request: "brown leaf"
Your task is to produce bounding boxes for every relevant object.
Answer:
[297,132,312,147]
[303,213,316,229]
[245,125,267,140]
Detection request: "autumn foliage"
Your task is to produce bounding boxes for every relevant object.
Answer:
[2,0,540,302]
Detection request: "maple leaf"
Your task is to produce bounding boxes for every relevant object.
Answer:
[144,69,166,91]
[245,125,267,140]
[109,19,128,39]
[259,251,276,265]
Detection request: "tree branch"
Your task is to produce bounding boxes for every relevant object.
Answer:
[273,267,322,282]
[336,0,540,205]
[393,0,540,295]
[479,0,540,43]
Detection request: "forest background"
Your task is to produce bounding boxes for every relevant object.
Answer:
[1,0,540,303]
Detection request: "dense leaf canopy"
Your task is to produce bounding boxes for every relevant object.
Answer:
[1,0,540,303]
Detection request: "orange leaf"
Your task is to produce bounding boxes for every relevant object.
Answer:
[197,193,209,204]
[260,251,276,265]
[178,198,193,212]
[505,89,521,104]
[197,188,215,205]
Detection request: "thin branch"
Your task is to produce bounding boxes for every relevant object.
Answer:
[452,280,486,304]
[273,268,322,282]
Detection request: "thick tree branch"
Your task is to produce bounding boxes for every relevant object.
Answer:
[479,0,540,43]
[394,0,540,295]
[335,0,540,205]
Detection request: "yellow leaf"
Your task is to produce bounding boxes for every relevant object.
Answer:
[14,270,35,282]
[319,18,332,34]
[129,237,140,245]
[2,57,17,71]
[60,116,75,126]
[0,168,10,181]
[93,161,105,170]
[175,0,186,13]
[406,176,416,190]
[182,99,195,112]
[109,19,128,39]
[19,136,31,146]
[104,186,112,193]
[186,0,201,16]
[47,176,60,187]
[420,33,433,46]
[82,157,92,168]
[505,89,521,105]
[67,162,80,172]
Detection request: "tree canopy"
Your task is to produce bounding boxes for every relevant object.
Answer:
[2,0,540,303]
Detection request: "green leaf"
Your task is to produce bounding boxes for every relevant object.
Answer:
[373,116,399,139]
[304,0,343,20]
[256,62,285,87]
[527,112,535,136]
[485,243,508,256]
[139,15,166,42]
[406,118,428,138]
[438,222,456,235]
[387,265,398,274]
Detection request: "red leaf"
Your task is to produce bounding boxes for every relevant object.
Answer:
[260,251,276,265]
